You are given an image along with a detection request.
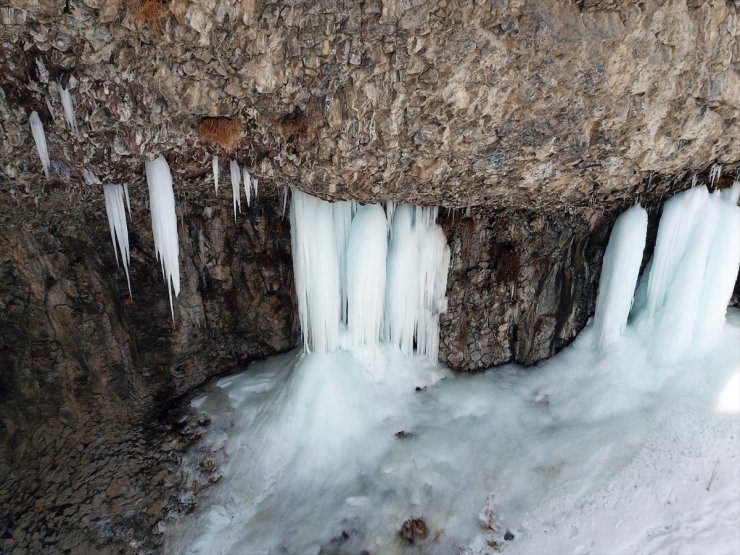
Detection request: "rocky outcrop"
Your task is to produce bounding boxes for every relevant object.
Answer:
[439,206,613,370]
[1,0,737,210]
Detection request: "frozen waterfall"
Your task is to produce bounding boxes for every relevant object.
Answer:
[595,183,740,362]
[592,204,648,351]
[290,189,450,360]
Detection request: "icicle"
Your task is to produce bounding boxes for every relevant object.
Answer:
[103,184,132,297]
[243,167,251,207]
[29,111,50,177]
[592,204,648,351]
[253,177,259,198]
[145,156,180,321]
[212,156,219,192]
[57,81,79,137]
[230,160,241,221]
[123,184,131,217]
[346,205,388,349]
[282,186,289,217]
[385,200,396,235]
[709,163,722,187]
[290,188,342,353]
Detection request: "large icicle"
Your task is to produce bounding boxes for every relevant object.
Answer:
[103,184,132,296]
[57,81,79,137]
[592,204,648,351]
[415,219,450,360]
[346,205,388,349]
[146,156,180,320]
[230,160,241,221]
[290,188,342,353]
[29,111,50,177]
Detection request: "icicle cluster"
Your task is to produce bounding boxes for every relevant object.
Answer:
[212,156,219,191]
[29,111,50,177]
[103,184,132,296]
[592,204,648,351]
[230,160,241,220]
[595,182,740,362]
[145,156,181,320]
[290,189,450,359]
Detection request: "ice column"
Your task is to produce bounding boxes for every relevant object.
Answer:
[57,82,79,137]
[145,156,180,320]
[103,184,132,296]
[346,205,388,348]
[592,204,648,351]
[290,189,342,353]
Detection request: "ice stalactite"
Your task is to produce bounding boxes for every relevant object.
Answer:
[592,204,648,351]
[103,184,132,296]
[709,163,722,186]
[290,188,342,353]
[346,205,388,348]
[230,160,241,221]
[623,183,740,363]
[282,186,289,217]
[243,167,251,207]
[29,111,50,177]
[289,189,450,360]
[253,178,259,198]
[124,184,131,216]
[57,82,79,137]
[212,157,219,192]
[145,156,180,320]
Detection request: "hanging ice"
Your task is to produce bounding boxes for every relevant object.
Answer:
[290,189,342,353]
[212,157,219,192]
[29,111,50,177]
[592,204,648,351]
[243,167,251,207]
[253,178,259,198]
[57,81,79,137]
[103,184,132,296]
[282,186,289,217]
[124,184,131,217]
[709,163,722,187]
[346,205,388,348]
[289,189,450,359]
[145,156,180,320]
[230,160,241,221]
[629,183,740,363]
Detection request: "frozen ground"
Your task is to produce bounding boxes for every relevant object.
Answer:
[163,310,740,555]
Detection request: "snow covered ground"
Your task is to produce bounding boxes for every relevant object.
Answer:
[163,309,740,555]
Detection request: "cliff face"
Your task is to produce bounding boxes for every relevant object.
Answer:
[1,0,737,209]
[1,0,738,551]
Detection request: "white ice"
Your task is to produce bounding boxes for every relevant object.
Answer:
[57,81,79,137]
[229,160,240,221]
[253,177,259,198]
[164,185,740,555]
[592,204,648,351]
[212,156,219,192]
[242,167,251,207]
[103,184,132,296]
[145,156,180,320]
[29,111,50,177]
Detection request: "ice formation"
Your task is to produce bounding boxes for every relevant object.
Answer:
[29,111,50,177]
[282,186,289,216]
[242,167,251,207]
[211,157,219,192]
[253,177,259,198]
[229,160,240,220]
[145,156,180,320]
[103,184,132,296]
[634,184,740,363]
[709,163,722,186]
[165,183,740,555]
[289,189,450,359]
[57,82,79,136]
[592,204,648,351]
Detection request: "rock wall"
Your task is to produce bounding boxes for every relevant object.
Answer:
[1,0,737,209]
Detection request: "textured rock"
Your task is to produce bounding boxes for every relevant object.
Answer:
[0,0,737,210]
